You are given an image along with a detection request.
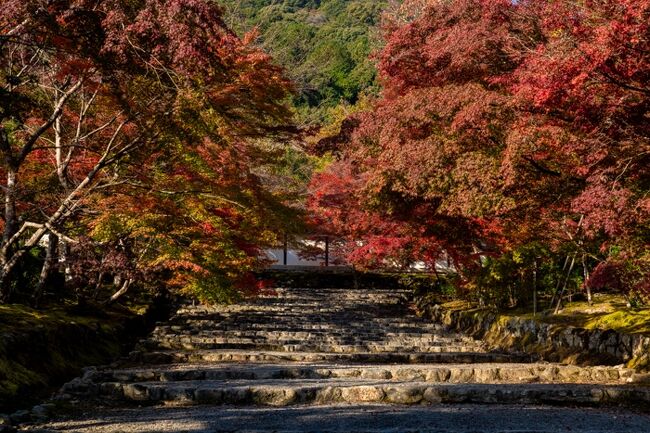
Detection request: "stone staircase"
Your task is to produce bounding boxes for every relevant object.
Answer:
[30,286,650,432]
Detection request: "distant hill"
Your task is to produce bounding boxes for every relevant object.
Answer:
[219,0,387,124]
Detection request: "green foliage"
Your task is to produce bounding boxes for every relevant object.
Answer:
[220,0,386,124]
[465,244,558,308]
[397,273,456,298]
[8,248,43,303]
[186,274,243,305]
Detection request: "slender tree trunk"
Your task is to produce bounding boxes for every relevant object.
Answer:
[92,271,106,300]
[32,232,58,307]
[549,254,570,309]
[0,265,13,302]
[3,169,18,246]
[0,168,18,301]
[582,254,592,305]
[54,116,70,190]
[432,265,441,285]
[59,240,72,283]
[532,258,538,317]
[104,278,132,305]
[554,254,576,314]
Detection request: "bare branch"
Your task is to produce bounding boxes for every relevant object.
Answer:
[14,79,84,167]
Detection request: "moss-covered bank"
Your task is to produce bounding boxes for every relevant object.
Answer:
[416,296,650,371]
[0,298,171,413]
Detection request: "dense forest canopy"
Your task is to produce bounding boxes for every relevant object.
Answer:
[0,0,647,311]
[309,0,649,308]
[219,0,387,124]
[0,0,300,305]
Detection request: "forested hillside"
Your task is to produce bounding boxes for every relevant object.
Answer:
[219,0,387,124]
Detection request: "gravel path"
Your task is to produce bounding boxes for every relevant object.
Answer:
[30,404,650,433]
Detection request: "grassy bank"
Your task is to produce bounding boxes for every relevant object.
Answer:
[419,293,650,369]
[434,294,650,336]
[0,299,170,413]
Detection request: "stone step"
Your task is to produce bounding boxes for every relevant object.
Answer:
[32,285,650,433]
[146,336,476,345]
[88,379,650,408]
[165,326,447,335]
[84,362,635,385]
[173,320,444,329]
[152,329,454,339]
[150,336,468,346]
[171,329,443,337]
[177,304,408,311]
[141,341,483,353]
[146,339,478,349]
[171,313,423,321]
[129,350,534,365]
[175,303,409,313]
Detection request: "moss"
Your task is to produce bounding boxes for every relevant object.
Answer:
[536,294,650,334]
[0,302,149,412]
[519,331,536,347]
[443,294,650,335]
[627,354,650,371]
[0,304,101,332]
[0,357,47,397]
[421,292,650,369]
[440,300,473,311]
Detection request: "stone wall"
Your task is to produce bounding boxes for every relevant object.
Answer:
[419,302,650,371]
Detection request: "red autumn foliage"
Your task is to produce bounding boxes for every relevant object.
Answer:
[1,0,297,304]
[308,0,649,298]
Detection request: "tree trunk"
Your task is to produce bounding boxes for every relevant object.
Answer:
[104,278,132,305]
[549,255,570,309]
[59,239,73,283]
[3,169,18,246]
[554,254,576,314]
[0,263,14,303]
[582,254,592,305]
[92,271,106,300]
[32,232,58,307]
[54,116,70,190]
[0,168,18,302]
[532,258,538,317]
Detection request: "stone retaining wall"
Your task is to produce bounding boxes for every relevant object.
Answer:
[419,302,650,371]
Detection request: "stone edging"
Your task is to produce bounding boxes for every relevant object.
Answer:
[419,302,650,371]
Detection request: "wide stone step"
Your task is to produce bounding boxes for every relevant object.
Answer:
[146,339,477,349]
[152,329,456,339]
[141,341,483,353]
[91,379,650,408]
[166,326,448,336]
[85,362,636,385]
[130,350,533,365]
[196,316,413,323]
[146,336,476,346]
[173,321,445,330]
[152,328,464,336]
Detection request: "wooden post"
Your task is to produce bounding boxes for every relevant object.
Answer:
[325,236,329,267]
[533,257,538,317]
[283,234,288,266]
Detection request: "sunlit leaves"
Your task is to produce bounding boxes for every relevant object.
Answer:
[307,0,650,300]
[0,0,297,303]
